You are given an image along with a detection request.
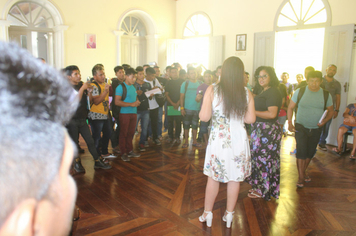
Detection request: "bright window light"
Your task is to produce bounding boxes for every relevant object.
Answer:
[274,28,325,83]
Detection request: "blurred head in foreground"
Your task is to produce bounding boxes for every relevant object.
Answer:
[0,42,78,236]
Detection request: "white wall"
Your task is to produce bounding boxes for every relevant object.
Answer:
[176,0,356,75]
[0,0,176,78]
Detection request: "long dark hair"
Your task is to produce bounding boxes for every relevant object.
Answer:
[253,66,280,95]
[216,56,247,119]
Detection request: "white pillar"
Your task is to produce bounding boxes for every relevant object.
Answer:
[145,34,159,64]
[114,30,125,65]
[0,20,10,41]
[52,24,68,69]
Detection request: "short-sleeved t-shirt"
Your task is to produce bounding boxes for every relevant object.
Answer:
[196,83,209,108]
[320,77,341,109]
[165,78,185,106]
[116,82,137,114]
[180,80,202,111]
[292,86,333,129]
[345,103,356,116]
[134,82,150,111]
[254,87,282,122]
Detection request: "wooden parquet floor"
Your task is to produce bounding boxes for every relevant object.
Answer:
[72,133,356,236]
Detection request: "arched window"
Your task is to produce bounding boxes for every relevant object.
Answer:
[275,0,331,31]
[183,13,212,37]
[120,16,146,37]
[8,2,54,28]
[5,0,67,68]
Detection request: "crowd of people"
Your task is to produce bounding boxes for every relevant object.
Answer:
[1,39,353,235]
[64,57,349,226]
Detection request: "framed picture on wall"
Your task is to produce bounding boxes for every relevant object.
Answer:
[86,34,96,49]
[236,34,246,51]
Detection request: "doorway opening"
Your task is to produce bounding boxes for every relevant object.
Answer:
[274,28,325,82]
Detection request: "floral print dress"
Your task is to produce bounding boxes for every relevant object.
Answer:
[203,87,251,183]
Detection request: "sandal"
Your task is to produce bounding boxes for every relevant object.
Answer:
[332,147,342,156]
[304,176,311,182]
[296,182,304,188]
[248,192,262,199]
[350,155,356,160]
[192,143,202,148]
[182,143,189,148]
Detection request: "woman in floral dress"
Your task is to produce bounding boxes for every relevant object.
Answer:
[198,57,256,228]
[245,66,282,201]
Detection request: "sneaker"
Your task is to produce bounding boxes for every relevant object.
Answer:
[318,144,327,151]
[154,139,161,146]
[144,141,149,147]
[158,135,163,140]
[113,148,121,154]
[173,138,181,144]
[128,151,141,158]
[121,154,131,162]
[94,158,112,169]
[135,131,139,135]
[139,144,146,151]
[74,158,85,173]
[100,156,110,164]
[166,138,173,143]
[102,153,117,159]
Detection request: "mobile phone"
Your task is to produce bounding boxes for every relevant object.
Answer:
[198,90,203,95]
[105,78,108,83]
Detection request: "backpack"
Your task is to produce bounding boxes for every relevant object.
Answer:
[153,79,166,107]
[296,86,329,112]
[111,82,127,119]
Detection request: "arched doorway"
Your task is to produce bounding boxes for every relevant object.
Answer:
[115,9,158,67]
[2,0,67,68]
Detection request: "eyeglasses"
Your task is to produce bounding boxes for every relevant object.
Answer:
[257,74,269,79]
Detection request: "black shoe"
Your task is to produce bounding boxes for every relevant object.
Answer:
[94,158,112,169]
[318,143,327,151]
[74,159,85,173]
[78,147,85,154]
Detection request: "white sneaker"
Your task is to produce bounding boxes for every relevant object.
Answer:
[102,153,117,159]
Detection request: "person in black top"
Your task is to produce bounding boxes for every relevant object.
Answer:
[135,66,151,151]
[245,66,282,201]
[165,67,185,143]
[65,65,111,172]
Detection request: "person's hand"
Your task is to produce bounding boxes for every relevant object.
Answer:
[149,93,154,100]
[317,122,325,127]
[136,90,143,96]
[333,110,339,119]
[132,100,141,107]
[196,94,203,101]
[288,122,295,132]
[82,81,90,90]
[173,103,179,110]
[104,84,110,93]
[181,109,186,116]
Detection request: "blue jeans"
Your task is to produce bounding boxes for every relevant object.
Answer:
[157,106,163,137]
[137,110,150,145]
[89,119,112,155]
[319,119,332,145]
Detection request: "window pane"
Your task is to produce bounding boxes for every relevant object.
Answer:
[278,14,297,27]
[281,2,299,22]
[183,13,211,37]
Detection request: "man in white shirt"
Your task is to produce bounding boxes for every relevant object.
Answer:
[144,67,163,145]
